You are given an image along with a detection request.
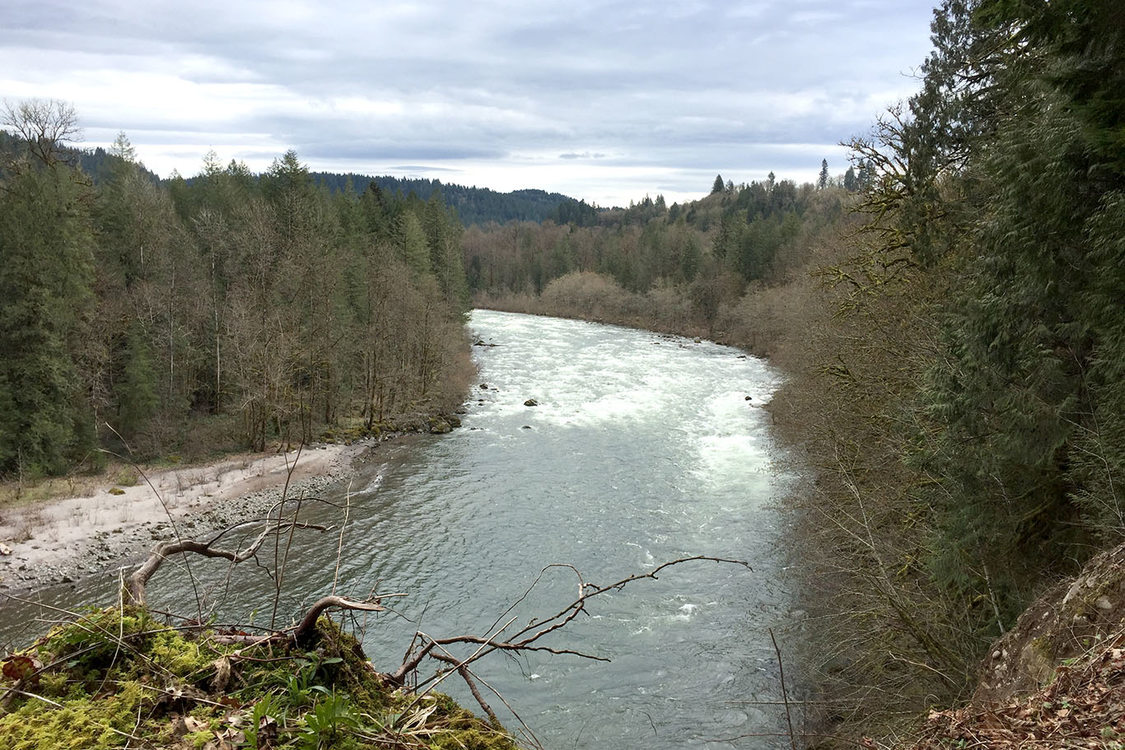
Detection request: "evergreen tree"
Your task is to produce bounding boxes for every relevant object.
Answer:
[114,322,158,439]
[0,102,96,474]
[399,211,431,277]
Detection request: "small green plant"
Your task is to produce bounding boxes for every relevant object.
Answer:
[299,690,360,749]
[281,655,332,708]
[244,694,282,748]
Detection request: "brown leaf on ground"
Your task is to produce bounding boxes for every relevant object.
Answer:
[907,632,1125,749]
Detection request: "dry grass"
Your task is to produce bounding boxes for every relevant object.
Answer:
[0,473,102,512]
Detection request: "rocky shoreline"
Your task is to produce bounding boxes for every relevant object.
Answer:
[0,438,401,598]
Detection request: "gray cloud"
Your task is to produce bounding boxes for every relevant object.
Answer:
[0,0,937,204]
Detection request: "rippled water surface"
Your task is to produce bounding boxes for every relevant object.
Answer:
[3,310,800,748]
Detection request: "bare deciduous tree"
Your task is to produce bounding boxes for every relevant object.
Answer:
[2,98,81,166]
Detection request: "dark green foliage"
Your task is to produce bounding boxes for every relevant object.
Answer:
[113,323,158,440]
[468,172,832,303]
[836,0,1125,650]
[550,197,599,227]
[0,117,472,474]
[904,0,1125,615]
[308,171,585,225]
[745,2,1125,740]
[0,150,96,475]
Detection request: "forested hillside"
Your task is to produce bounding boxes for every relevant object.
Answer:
[308,172,587,226]
[463,170,859,341]
[0,102,471,478]
[467,0,1125,744]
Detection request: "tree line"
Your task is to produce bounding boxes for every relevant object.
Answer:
[463,167,857,339]
[307,171,585,226]
[0,101,471,477]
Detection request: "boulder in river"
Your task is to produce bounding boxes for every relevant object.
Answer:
[524,399,539,407]
[429,418,452,434]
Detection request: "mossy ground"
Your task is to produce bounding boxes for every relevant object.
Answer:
[0,607,520,750]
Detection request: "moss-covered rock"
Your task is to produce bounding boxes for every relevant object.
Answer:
[0,608,521,749]
[975,540,1125,704]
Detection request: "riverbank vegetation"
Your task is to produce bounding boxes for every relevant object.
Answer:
[466,0,1125,744]
[0,113,472,483]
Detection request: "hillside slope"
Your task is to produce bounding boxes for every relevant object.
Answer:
[907,541,1125,748]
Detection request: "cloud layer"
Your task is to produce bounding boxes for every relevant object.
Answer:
[1,0,937,205]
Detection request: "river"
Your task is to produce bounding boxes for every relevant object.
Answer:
[2,310,800,748]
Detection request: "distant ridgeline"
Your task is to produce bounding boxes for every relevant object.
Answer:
[0,135,593,227]
[307,171,594,227]
[0,131,161,186]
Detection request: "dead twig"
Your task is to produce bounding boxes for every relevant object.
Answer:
[391,555,751,684]
[294,595,385,646]
[770,627,798,750]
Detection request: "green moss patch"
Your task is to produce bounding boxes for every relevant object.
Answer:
[0,607,521,749]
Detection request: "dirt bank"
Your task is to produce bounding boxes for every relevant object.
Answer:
[0,440,378,595]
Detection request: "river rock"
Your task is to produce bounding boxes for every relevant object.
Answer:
[429,418,452,434]
[523,399,539,407]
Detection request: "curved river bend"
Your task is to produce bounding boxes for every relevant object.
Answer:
[4,310,799,748]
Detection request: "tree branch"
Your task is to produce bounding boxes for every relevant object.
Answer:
[123,519,326,606]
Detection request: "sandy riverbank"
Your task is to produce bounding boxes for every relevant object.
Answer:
[0,440,377,595]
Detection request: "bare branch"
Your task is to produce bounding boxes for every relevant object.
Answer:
[391,555,750,684]
[293,596,385,646]
[770,628,798,750]
[1,98,81,166]
[124,519,327,606]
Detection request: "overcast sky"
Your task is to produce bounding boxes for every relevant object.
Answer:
[2,1,937,207]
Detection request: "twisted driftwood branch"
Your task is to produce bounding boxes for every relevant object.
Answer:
[294,595,385,646]
[123,518,326,606]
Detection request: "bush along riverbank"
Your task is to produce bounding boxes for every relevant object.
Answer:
[0,607,518,750]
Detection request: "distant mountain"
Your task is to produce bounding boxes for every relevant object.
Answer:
[0,131,161,186]
[0,131,591,227]
[308,172,590,226]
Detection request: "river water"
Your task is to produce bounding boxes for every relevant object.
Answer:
[2,310,800,748]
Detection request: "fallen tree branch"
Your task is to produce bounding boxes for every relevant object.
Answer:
[391,555,751,684]
[428,652,502,728]
[124,519,327,606]
[294,596,386,646]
